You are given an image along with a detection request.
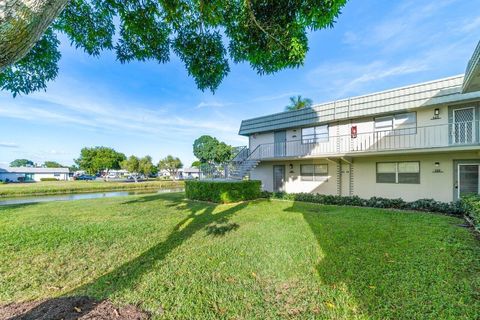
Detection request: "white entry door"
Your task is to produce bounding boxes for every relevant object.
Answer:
[458,164,479,198]
[453,107,475,144]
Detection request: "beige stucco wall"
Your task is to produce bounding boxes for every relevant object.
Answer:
[249,132,273,151]
[353,151,480,202]
[250,150,480,202]
[250,160,338,195]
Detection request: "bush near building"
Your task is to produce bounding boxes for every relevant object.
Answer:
[460,195,480,230]
[40,178,59,182]
[185,180,261,203]
[264,192,465,215]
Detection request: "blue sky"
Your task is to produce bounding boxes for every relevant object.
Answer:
[1,0,479,167]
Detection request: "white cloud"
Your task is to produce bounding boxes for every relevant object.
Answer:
[307,58,429,98]
[308,0,478,99]
[0,86,238,141]
[0,142,18,148]
[457,16,480,33]
[196,101,230,109]
[343,0,461,52]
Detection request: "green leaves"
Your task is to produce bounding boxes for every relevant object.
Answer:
[75,146,126,174]
[54,0,115,56]
[121,155,140,175]
[193,135,233,165]
[158,155,183,178]
[285,95,313,111]
[9,159,35,167]
[0,28,61,97]
[173,29,229,91]
[115,2,171,63]
[226,0,309,74]
[1,0,347,96]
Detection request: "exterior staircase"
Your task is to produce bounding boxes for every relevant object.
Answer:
[227,146,260,180]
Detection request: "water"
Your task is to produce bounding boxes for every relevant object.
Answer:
[0,188,184,206]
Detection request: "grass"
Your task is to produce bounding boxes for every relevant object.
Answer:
[0,180,184,198]
[0,193,479,319]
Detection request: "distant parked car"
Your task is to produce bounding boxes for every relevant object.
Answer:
[75,174,96,181]
[126,174,146,181]
[106,173,118,179]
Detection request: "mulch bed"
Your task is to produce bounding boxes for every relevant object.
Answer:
[0,296,149,320]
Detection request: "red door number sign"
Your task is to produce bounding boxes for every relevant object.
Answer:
[351,126,357,138]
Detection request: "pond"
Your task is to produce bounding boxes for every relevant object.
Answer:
[0,188,184,206]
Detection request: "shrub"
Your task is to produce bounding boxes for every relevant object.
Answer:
[263,191,464,215]
[460,195,480,229]
[40,178,59,182]
[185,180,262,203]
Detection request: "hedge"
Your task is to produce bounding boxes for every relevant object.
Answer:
[460,195,480,230]
[40,178,59,182]
[185,180,262,203]
[263,192,465,215]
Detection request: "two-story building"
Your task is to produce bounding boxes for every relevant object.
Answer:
[234,41,480,202]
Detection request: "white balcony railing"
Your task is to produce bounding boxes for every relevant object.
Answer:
[249,121,479,160]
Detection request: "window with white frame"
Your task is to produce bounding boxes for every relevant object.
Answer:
[376,162,420,184]
[374,112,416,134]
[301,164,328,181]
[301,125,329,143]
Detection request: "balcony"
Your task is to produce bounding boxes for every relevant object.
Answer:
[249,121,480,160]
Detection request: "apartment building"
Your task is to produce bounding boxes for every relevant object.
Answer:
[233,41,480,202]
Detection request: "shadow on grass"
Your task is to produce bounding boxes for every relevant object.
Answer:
[75,194,247,296]
[8,193,247,318]
[284,200,480,318]
[0,202,40,211]
[120,192,185,205]
[205,222,240,236]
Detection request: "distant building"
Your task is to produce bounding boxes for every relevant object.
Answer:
[0,167,70,182]
[183,167,201,179]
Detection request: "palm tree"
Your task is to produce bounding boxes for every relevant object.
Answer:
[285,95,313,111]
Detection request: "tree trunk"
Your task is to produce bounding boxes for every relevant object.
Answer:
[0,0,69,70]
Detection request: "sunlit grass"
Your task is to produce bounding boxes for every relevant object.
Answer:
[0,193,478,319]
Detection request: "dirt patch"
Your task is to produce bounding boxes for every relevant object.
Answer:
[0,296,149,320]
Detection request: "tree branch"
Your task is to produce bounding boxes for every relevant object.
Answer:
[0,0,70,70]
[244,0,287,50]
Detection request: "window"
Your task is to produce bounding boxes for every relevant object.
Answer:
[376,162,397,183]
[301,164,328,181]
[398,162,420,184]
[376,162,420,184]
[54,173,60,177]
[302,125,328,143]
[375,112,416,134]
[375,116,393,131]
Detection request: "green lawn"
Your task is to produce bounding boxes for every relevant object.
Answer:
[0,180,183,197]
[0,193,479,319]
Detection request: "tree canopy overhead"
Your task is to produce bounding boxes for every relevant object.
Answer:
[0,0,347,96]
